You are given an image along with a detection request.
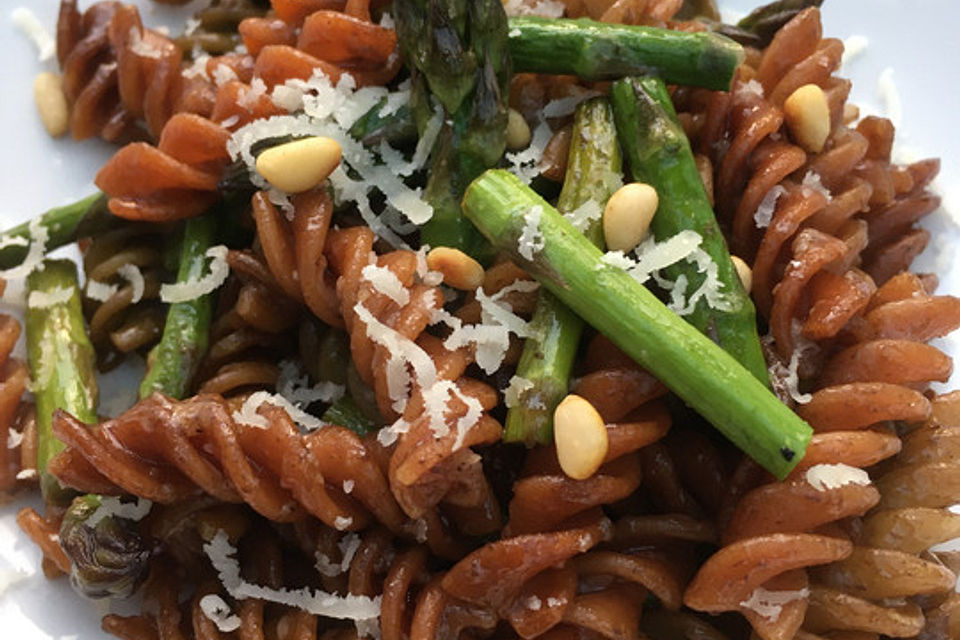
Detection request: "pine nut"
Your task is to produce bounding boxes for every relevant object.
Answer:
[730,255,752,293]
[783,84,831,153]
[426,247,485,291]
[505,108,532,151]
[603,182,659,253]
[33,72,69,138]
[554,394,609,481]
[255,136,342,193]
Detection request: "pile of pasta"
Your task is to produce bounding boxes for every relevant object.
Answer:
[3,1,959,639]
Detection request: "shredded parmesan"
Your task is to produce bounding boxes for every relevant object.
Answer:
[205,531,381,622]
[506,118,552,184]
[160,245,229,303]
[805,463,871,492]
[361,264,410,306]
[526,596,543,611]
[0,217,49,280]
[212,64,239,87]
[754,185,786,228]
[841,35,869,68]
[801,171,832,202]
[128,26,162,59]
[87,497,152,527]
[15,468,37,480]
[502,0,565,17]
[199,595,241,632]
[564,199,603,233]
[503,376,535,409]
[315,533,362,577]
[739,587,809,621]
[11,7,55,61]
[740,79,765,98]
[334,516,353,531]
[86,280,118,302]
[877,67,903,128]
[232,390,329,433]
[118,264,145,303]
[517,205,545,261]
[342,479,355,494]
[7,430,24,449]
[784,349,812,404]
[27,285,72,309]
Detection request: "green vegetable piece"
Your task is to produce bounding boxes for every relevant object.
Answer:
[58,494,151,599]
[0,194,107,270]
[322,395,377,437]
[737,0,823,47]
[611,76,770,385]
[139,215,217,400]
[26,259,98,503]
[348,101,418,148]
[504,97,622,446]
[461,169,812,479]
[507,17,744,91]
[396,0,511,259]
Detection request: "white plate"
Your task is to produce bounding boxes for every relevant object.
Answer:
[1,1,958,638]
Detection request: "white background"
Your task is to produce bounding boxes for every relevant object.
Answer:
[1,1,959,638]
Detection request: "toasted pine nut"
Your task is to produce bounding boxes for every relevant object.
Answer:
[554,394,609,481]
[33,72,69,138]
[730,255,753,293]
[256,136,342,193]
[783,84,831,153]
[506,108,532,151]
[427,247,485,291]
[603,182,659,253]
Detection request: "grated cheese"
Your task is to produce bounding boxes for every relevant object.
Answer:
[334,516,353,531]
[342,479,355,494]
[877,67,902,128]
[526,596,542,611]
[841,35,869,68]
[361,264,410,306]
[118,264,145,303]
[199,594,241,632]
[86,280,118,302]
[801,171,832,202]
[205,531,381,622]
[542,89,601,119]
[232,390,329,433]
[15,468,37,480]
[740,79,765,98]
[503,375,535,409]
[754,185,786,228]
[502,0,565,18]
[7,430,24,449]
[26,285,72,309]
[784,348,812,404]
[315,532,362,577]
[87,497,152,527]
[160,245,229,303]
[11,8,55,61]
[212,64,239,87]
[276,360,345,407]
[739,586,809,621]
[564,199,603,233]
[128,26,162,59]
[805,463,871,492]
[546,597,564,608]
[517,205,545,261]
[505,118,552,184]
[0,217,49,280]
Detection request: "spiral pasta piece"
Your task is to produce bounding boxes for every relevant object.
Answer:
[0,313,31,497]
[48,392,410,534]
[92,0,402,221]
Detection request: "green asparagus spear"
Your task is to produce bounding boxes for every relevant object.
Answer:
[139,215,216,400]
[321,395,377,437]
[0,194,107,270]
[504,97,622,446]
[507,17,743,91]
[26,260,98,503]
[461,170,812,479]
[737,0,823,47]
[58,494,151,598]
[395,0,511,259]
[611,76,770,384]
[348,101,418,148]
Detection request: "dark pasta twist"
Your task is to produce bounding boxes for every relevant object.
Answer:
[0,313,31,498]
